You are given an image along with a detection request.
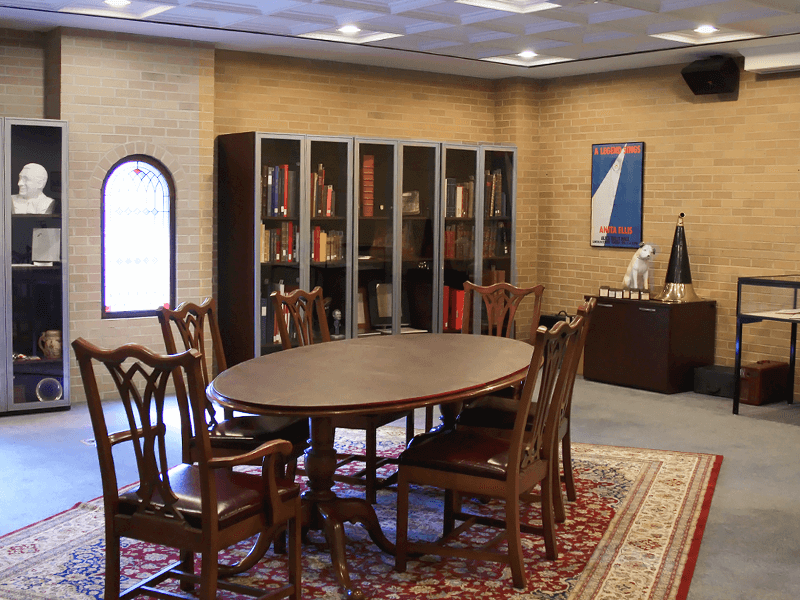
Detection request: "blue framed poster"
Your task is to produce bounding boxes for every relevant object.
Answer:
[591,142,644,248]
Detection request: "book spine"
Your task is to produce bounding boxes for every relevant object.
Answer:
[361,155,374,217]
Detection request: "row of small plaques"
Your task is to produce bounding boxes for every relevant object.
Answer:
[599,286,650,300]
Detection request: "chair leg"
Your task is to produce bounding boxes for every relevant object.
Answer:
[540,468,558,561]
[366,426,378,505]
[562,432,577,502]
[424,405,434,432]
[552,453,567,524]
[505,494,526,589]
[395,472,410,572]
[405,413,415,445]
[288,501,302,600]
[199,548,219,600]
[179,549,195,591]
[443,489,457,535]
[105,530,121,600]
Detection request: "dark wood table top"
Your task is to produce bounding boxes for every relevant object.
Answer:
[208,333,533,417]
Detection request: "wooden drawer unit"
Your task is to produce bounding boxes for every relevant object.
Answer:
[583,297,716,394]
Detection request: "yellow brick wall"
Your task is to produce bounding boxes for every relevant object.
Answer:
[0,29,45,118]
[56,29,215,400]
[214,51,498,143]
[534,63,800,368]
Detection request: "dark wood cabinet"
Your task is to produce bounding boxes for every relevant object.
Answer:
[583,297,716,394]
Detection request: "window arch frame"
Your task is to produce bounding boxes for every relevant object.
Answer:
[100,154,177,319]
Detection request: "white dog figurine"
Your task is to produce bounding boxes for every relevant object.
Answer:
[622,242,656,290]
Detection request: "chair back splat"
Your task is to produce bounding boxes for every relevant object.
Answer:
[158,298,309,490]
[462,281,544,342]
[271,286,331,349]
[72,337,301,600]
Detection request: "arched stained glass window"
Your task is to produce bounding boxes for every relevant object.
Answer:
[102,155,175,318]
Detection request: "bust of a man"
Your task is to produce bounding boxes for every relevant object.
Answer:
[11,163,55,215]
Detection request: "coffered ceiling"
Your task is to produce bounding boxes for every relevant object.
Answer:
[3,0,800,79]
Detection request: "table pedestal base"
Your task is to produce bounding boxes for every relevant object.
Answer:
[304,416,395,600]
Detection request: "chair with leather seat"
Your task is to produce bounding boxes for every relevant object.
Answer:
[455,297,597,520]
[395,316,585,589]
[271,285,415,505]
[72,337,302,600]
[158,298,309,477]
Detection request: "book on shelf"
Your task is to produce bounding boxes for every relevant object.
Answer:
[361,154,374,217]
[443,285,450,330]
[482,268,506,285]
[448,288,464,331]
[325,185,335,217]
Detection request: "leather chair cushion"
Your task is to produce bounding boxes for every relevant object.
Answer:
[118,464,299,528]
[210,415,309,455]
[457,395,533,430]
[399,430,511,480]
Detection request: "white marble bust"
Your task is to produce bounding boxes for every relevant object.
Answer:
[11,163,56,215]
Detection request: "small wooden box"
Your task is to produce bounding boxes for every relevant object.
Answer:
[739,360,790,406]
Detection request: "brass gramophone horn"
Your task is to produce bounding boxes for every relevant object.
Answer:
[654,212,702,303]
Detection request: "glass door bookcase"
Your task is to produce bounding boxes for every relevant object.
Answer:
[441,144,479,334]
[399,141,439,335]
[353,139,398,338]
[217,132,354,365]
[2,118,70,413]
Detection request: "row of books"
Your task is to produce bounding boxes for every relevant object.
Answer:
[445,176,475,218]
[311,227,345,263]
[444,223,475,260]
[261,164,299,220]
[260,222,297,263]
[483,221,511,258]
[311,163,338,218]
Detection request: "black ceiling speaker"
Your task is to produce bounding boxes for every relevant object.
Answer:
[681,55,739,95]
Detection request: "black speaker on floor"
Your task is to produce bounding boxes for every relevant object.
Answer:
[681,55,739,95]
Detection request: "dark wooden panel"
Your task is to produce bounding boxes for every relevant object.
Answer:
[583,297,716,394]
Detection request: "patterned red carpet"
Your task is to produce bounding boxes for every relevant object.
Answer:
[0,428,721,600]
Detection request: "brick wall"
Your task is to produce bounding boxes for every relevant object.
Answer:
[0,29,45,118]
[535,63,800,368]
[56,29,214,400]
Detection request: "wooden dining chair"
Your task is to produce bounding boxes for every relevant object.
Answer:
[395,316,585,589]
[271,285,416,505]
[456,297,597,520]
[158,298,309,477]
[72,337,302,600]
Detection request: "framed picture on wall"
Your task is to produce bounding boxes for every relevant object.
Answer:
[591,142,644,248]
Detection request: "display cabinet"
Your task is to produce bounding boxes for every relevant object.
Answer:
[2,118,70,413]
[733,274,800,414]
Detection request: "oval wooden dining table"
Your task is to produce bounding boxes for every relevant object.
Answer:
[207,333,534,600]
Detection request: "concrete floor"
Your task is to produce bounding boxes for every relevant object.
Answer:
[1,377,799,599]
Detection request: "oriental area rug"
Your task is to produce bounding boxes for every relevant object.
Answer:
[0,428,721,600]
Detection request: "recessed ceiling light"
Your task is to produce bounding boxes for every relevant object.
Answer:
[518,50,537,58]
[104,0,131,6]
[694,25,718,34]
[338,25,361,35]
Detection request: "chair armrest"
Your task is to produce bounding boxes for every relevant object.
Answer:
[108,424,165,446]
[207,438,293,470]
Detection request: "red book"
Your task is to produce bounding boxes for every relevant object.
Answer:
[288,222,294,262]
[443,285,450,330]
[450,289,464,332]
[313,226,320,262]
[280,164,289,216]
[326,185,333,217]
